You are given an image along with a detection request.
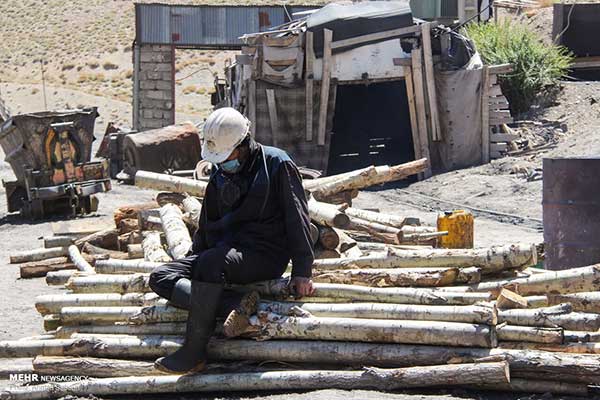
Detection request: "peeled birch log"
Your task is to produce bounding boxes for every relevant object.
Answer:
[113,202,158,226]
[564,330,600,343]
[524,295,548,308]
[181,194,202,228]
[308,199,350,228]
[43,236,73,248]
[548,292,600,313]
[54,323,185,339]
[32,356,164,378]
[498,303,600,331]
[401,225,437,234]
[318,189,358,206]
[247,314,496,348]
[0,358,35,379]
[46,270,77,285]
[67,245,94,273]
[311,243,536,275]
[344,207,407,228]
[18,257,73,279]
[35,293,159,315]
[496,288,528,310]
[10,247,69,264]
[65,274,149,294]
[0,362,508,400]
[95,259,161,274]
[311,267,460,287]
[472,378,589,396]
[159,204,192,259]
[303,158,428,192]
[346,216,403,244]
[135,170,207,197]
[310,166,377,199]
[4,337,600,384]
[74,228,120,250]
[117,218,138,235]
[59,306,149,325]
[83,242,129,260]
[343,245,364,258]
[240,279,494,305]
[126,244,143,259]
[498,341,600,355]
[317,226,339,250]
[495,324,563,344]
[258,301,497,324]
[141,231,171,262]
[470,264,600,296]
[334,228,357,253]
[314,248,340,259]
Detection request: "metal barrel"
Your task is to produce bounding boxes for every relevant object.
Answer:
[543,157,600,270]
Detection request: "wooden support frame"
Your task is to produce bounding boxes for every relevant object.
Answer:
[317,28,333,146]
[481,65,491,164]
[421,23,441,142]
[266,89,280,147]
[305,31,315,141]
[410,47,432,179]
[330,25,421,51]
[248,79,256,136]
[403,65,422,180]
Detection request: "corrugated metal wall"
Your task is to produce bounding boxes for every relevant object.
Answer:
[135,4,318,48]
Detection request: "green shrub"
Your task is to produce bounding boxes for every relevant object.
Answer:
[464,20,572,115]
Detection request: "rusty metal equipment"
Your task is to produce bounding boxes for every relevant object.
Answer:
[543,157,600,270]
[0,108,111,219]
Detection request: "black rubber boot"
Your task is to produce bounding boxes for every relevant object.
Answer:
[154,280,223,374]
[166,279,255,317]
[222,290,260,338]
[166,278,191,310]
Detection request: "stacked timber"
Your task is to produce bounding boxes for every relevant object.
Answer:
[6,159,600,398]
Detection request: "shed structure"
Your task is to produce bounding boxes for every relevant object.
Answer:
[220,1,512,176]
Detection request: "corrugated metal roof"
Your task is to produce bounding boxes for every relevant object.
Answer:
[135,4,319,48]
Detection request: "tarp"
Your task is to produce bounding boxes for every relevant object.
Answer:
[307,1,413,57]
[431,66,483,171]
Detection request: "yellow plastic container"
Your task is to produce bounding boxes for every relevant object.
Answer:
[437,210,474,249]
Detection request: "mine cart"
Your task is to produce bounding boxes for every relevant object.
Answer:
[0,108,111,219]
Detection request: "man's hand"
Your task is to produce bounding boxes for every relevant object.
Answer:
[289,276,314,299]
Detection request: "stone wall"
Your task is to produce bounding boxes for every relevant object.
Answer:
[133,44,175,131]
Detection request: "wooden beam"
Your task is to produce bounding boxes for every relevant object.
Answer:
[481,65,490,164]
[403,65,422,180]
[571,56,600,69]
[421,23,441,142]
[305,31,314,142]
[411,47,432,178]
[331,25,421,51]
[488,64,513,74]
[266,89,280,147]
[248,79,256,136]
[317,28,333,146]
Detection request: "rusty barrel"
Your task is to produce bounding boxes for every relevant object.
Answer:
[543,157,600,270]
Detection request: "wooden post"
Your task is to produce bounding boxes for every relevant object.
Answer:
[411,47,432,178]
[305,31,314,141]
[265,89,279,147]
[317,28,333,146]
[481,65,491,163]
[403,65,422,179]
[248,79,256,136]
[421,23,441,142]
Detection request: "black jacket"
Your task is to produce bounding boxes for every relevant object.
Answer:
[191,143,314,278]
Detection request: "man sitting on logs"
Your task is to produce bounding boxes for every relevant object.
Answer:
[148,107,315,374]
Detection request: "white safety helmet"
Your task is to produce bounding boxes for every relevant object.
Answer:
[201,107,251,164]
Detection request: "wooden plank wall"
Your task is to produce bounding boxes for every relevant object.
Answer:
[487,64,517,160]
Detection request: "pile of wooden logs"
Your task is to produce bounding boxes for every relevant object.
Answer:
[4,159,600,398]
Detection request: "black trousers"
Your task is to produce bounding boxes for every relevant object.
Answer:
[148,244,288,301]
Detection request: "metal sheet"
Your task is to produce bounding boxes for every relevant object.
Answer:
[543,157,600,270]
[136,4,320,48]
